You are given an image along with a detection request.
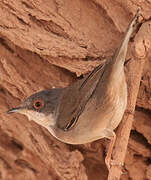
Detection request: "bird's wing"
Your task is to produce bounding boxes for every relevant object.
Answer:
[55,62,106,130]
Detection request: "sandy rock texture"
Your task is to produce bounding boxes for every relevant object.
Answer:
[0,0,151,179]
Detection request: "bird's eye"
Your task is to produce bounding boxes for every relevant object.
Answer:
[33,99,44,110]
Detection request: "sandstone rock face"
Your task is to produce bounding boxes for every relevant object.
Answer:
[0,0,151,180]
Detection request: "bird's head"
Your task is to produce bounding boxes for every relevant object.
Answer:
[7,88,63,128]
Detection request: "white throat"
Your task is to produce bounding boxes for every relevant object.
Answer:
[20,110,56,128]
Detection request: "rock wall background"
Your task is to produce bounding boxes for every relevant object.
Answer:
[0,0,151,179]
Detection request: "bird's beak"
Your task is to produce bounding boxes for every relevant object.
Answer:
[7,107,23,114]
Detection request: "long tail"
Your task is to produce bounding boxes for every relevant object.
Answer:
[112,8,141,66]
[79,9,141,89]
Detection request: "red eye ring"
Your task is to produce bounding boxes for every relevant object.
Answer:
[33,99,44,110]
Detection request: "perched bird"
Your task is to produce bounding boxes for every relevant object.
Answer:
[7,10,140,169]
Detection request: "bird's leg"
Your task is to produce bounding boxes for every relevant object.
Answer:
[104,129,116,170]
